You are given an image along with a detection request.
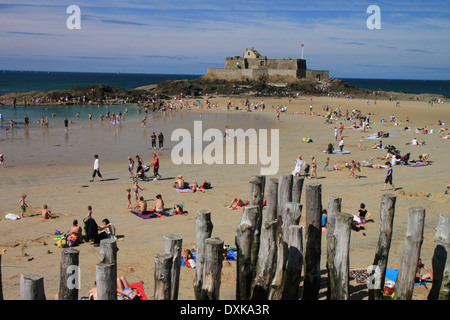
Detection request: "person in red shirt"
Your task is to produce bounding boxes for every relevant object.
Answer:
[149,153,162,180]
[338,123,344,139]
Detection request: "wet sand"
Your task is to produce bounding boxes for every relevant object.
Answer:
[0,95,448,300]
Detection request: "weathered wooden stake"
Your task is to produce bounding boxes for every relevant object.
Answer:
[154,252,173,300]
[0,255,3,300]
[369,193,397,300]
[99,238,118,265]
[96,263,117,300]
[279,202,302,253]
[193,210,213,300]
[20,274,46,300]
[326,196,341,299]
[277,174,293,218]
[265,178,278,221]
[59,248,79,300]
[428,214,450,300]
[394,207,426,300]
[201,237,224,300]
[268,215,286,300]
[329,212,353,300]
[163,234,183,300]
[302,183,322,300]
[235,205,260,300]
[282,225,304,300]
[249,175,266,215]
[251,219,278,300]
[292,176,305,204]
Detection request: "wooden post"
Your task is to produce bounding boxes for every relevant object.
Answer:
[193,210,213,300]
[292,176,305,204]
[96,263,117,300]
[394,207,426,300]
[201,237,224,300]
[59,248,79,300]
[277,174,293,218]
[0,254,3,300]
[268,215,287,300]
[265,178,278,221]
[326,196,341,299]
[279,202,302,253]
[302,183,322,300]
[235,205,260,300]
[20,274,46,300]
[251,219,278,300]
[154,252,173,300]
[329,212,353,300]
[99,238,118,264]
[163,234,183,300]
[369,193,397,300]
[428,214,450,300]
[249,175,266,215]
[282,225,304,300]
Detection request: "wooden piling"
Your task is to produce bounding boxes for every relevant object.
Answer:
[369,193,396,300]
[96,263,117,300]
[154,252,173,300]
[268,215,287,300]
[428,214,450,300]
[326,196,341,299]
[20,274,46,300]
[99,238,118,265]
[329,212,353,300]
[282,225,304,300]
[302,183,322,300]
[292,176,305,204]
[201,237,224,300]
[277,174,293,218]
[193,210,213,300]
[394,207,426,300]
[265,178,278,221]
[58,248,79,300]
[235,205,260,300]
[251,219,278,300]
[163,234,183,300]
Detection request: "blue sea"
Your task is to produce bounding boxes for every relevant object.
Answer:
[0,70,449,97]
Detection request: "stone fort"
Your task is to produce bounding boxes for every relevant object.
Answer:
[206,48,329,82]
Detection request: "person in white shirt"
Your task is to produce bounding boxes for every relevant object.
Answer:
[90,154,103,182]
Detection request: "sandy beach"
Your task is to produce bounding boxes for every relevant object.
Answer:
[0,94,448,300]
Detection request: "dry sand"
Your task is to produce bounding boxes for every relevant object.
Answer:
[0,94,448,301]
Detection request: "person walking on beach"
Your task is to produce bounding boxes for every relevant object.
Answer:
[158,132,164,150]
[150,153,162,180]
[309,156,317,179]
[151,132,157,150]
[381,162,396,191]
[90,155,103,182]
[64,118,69,132]
[127,156,135,178]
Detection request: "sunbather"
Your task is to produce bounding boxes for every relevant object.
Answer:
[229,198,250,210]
[117,276,142,300]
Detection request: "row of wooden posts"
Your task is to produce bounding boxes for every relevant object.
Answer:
[0,174,449,300]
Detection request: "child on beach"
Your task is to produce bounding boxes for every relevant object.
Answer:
[355,203,372,224]
[0,154,4,168]
[126,188,131,208]
[324,157,330,171]
[382,162,396,191]
[348,160,356,179]
[36,204,53,219]
[86,205,93,219]
[18,194,28,218]
[133,181,143,202]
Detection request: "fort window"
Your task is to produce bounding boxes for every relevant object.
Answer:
[260,60,265,66]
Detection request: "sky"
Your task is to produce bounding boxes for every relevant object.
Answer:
[0,0,449,79]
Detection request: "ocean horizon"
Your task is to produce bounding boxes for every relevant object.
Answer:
[1,70,449,97]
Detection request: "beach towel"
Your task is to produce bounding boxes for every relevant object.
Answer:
[132,209,184,220]
[321,150,351,154]
[175,188,193,193]
[385,268,426,286]
[409,162,426,167]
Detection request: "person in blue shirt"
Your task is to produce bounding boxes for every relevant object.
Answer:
[381,162,396,191]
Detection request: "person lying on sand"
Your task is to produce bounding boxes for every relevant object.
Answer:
[229,198,250,210]
[189,180,205,192]
[117,276,142,300]
[367,131,383,137]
